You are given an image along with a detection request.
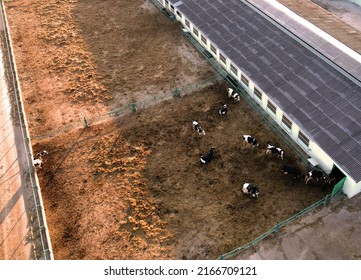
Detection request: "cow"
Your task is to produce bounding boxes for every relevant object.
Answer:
[266,144,284,160]
[192,121,205,136]
[243,135,259,148]
[324,167,344,184]
[282,164,303,178]
[305,169,324,184]
[33,150,48,170]
[227,88,240,102]
[200,147,215,164]
[219,102,228,116]
[242,183,260,199]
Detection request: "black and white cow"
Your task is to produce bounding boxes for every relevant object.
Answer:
[305,169,323,184]
[192,121,205,136]
[33,150,48,170]
[227,88,240,102]
[282,164,303,178]
[266,144,284,160]
[243,135,259,148]
[219,102,228,116]
[200,147,215,164]
[242,183,260,199]
[325,167,344,184]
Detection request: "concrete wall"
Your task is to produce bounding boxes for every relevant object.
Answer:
[343,177,359,198]
[0,2,53,259]
[350,0,361,8]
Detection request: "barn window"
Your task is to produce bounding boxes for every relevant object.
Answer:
[193,27,199,37]
[298,130,310,147]
[219,53,227,65]
[165,0,169,5]
[267,100,277,115]
[254,87,262,102]
[176,11,182,18]
[185,19,190,28]
[210,44,217,55]
[170,5,175,12]
[241,74,249,87]
[201,35,207,45]
[282,115,292,131]
[230,64,238,76]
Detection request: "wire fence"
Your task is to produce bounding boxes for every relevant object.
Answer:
[0,1,53,259]
[218,179,346,260]
[33,73,222,141]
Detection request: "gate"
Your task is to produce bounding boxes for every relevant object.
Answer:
[332,177,346,197]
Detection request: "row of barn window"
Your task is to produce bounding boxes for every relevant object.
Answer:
[162,0,311,149]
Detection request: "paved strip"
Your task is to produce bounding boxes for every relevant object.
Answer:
[277,0,361,54]
[234,194,361,259]
[0,44,32,259]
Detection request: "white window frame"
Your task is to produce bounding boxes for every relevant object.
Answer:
[219,53,227,66]
[210,44,217,55]
[201,34,207,46]
[185,19,190,28]
[253,87,262,104]
[193,27,199,37]
[267,100,277,116]
[298,130,310,148]
[230,63,238,77]
[281,114,292,133]
[241,74,249,88]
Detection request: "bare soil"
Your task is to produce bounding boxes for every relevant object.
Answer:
[311,0,361,31]
[5,0,333,260]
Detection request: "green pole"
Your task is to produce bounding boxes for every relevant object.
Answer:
[324,194,330,206]
[173,87,181,97]
[83,117,89,128]
[274,223,280,235]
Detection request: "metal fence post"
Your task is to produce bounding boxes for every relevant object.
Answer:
[274,223,280,235]
[323,194,330,206]
[83,117,89,128]
[173,87,181,97]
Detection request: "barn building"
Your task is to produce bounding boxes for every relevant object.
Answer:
[156,0,361,198]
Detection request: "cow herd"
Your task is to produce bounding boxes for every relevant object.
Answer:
[194,87,288,199]
[193,87,343,199]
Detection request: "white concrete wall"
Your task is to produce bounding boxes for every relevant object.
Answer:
[343,177,360,198]
[350,0,361,8]
[307,141,334,172]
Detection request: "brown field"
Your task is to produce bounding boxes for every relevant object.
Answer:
[6,0,333,259]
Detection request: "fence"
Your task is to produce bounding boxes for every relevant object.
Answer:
[217,178,346,260]
[150,0,176,21]
[33,73,222,141]
[0,2,53,259]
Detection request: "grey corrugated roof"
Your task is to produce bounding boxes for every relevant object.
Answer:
[170,0,361,182]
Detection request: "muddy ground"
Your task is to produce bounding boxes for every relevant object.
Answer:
[33,83,333,259]
[5,0,333,259]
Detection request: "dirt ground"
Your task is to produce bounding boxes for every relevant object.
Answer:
[311,0,361,31]
[5,0,333,260]
[6,0,212,136]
